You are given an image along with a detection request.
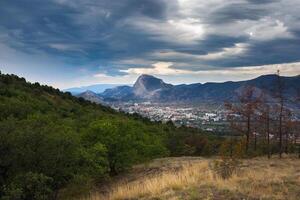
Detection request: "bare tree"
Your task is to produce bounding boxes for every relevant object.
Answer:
[265,105,272,158]
[296,88,300,158]
[284,110,293,154]
[275,70,285,158]
[225,86,262,155]
[258,101,272,158]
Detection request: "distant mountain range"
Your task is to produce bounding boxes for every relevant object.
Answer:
[77,74,300,107]
[64,84,124,95]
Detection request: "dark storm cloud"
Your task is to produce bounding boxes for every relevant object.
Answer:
[0,0,171,72]
[178,35,248,55]
[209,3,267,23]
[202,37,300,68]
[0,0,300,79]
[246,0,280,4]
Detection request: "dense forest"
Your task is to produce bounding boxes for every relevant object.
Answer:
[0,72,223,199]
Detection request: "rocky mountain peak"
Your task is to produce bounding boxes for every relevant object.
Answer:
[133,74,172,92]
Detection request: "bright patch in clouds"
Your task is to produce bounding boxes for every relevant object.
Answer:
[128,17,205,44]
[153,43,249,61]
[197,43,249,60]
[95,61,300,84]
[120,62,192,75]
[245,18,293,41]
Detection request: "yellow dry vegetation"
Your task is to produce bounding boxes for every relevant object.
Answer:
[81,157,300,200]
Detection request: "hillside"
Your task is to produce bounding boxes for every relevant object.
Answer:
[85,157,300,200]
[0,72,223,199]
[1,72,299,200]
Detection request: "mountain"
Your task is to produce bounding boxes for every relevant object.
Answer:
[100,74,300,104]
[77,90,104,104]
[101,85,134,101]
[133,74,173,98]
[64,84,123,95]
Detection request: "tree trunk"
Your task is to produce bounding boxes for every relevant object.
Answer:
[230,136,233,158]
[285,130,289,154]
[246,115,250,155]
[277,71,284,159]
[53,190,59,200]
[254,133,257,152]
[267,117,271,159]
[279,103,283,158]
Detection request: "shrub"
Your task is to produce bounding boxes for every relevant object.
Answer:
[211,158,240,179]
[2,172,53,200]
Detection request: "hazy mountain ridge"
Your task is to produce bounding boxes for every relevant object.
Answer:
[64,84,124,95]
[101,85,134,101]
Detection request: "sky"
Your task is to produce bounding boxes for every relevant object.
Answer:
[0,0,300,89]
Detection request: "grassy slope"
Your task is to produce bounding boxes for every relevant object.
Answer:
[83,156,300,200]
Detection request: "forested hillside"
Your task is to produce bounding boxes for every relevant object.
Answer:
[0,72,222,199]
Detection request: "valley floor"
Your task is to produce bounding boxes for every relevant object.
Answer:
[81,156,300,200]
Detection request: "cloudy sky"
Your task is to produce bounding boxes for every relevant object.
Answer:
[0,0,300,89]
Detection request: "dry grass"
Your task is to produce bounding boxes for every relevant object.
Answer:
[81,157,300,200]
